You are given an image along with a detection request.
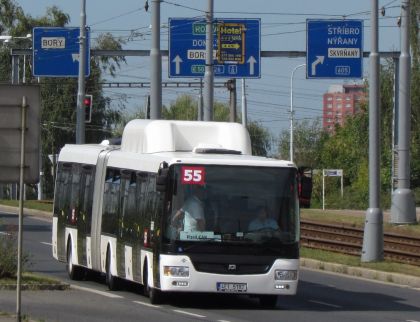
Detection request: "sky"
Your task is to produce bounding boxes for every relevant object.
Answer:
[15,0,403,148]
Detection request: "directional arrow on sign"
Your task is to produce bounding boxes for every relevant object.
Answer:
[72,53,80,62]
[172,55,183,75]
[247,56,257,76]
[311,55,324,76]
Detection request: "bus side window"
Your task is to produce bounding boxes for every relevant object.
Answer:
[54,162,72,219]
[80,165,94,232]
[120,171,137,241]
[69,164,81,225]
[102,168,121,235]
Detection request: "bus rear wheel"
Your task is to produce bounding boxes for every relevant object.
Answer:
[106,249,119,291]
[66,241,84,280]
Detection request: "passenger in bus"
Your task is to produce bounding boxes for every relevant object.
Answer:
[248,206,279,231]
[172,185,206,232]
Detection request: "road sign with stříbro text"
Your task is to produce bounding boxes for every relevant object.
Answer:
[306,20,363,79]
[168,18,260,78]
[33,27,90,77]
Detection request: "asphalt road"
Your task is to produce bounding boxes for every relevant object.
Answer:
[1,211,420,322]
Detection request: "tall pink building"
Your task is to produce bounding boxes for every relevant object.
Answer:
[322,84,366,133]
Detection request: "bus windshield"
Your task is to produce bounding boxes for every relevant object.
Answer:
[163,165,299,245]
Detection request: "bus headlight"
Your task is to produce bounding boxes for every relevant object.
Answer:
[164,266,189,277]
[274,270,297,281]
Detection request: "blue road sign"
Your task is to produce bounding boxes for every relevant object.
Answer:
[169,18,260,78]
[306,20,363,79]
[33,27,90,77]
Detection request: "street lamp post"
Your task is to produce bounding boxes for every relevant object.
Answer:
[290,63,306,163]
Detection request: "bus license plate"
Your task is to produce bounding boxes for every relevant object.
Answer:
[216,282,247,293]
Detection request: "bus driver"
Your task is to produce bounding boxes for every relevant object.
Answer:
[172,185,206,232]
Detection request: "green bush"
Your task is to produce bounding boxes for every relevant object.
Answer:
[0,224,30,279]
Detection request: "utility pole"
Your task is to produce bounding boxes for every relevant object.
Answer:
[76,0,86,144]
[203,0,214,121]
[391,0,417,224]
[362,0,383,262]
[150,0,162,119]
[241,78,247,127]
[228,79,237,122]
[198,78,203,121]
[290,63,306,163]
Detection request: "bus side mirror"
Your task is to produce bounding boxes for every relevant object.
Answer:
[298,172,313,208]
[156,162,169,192]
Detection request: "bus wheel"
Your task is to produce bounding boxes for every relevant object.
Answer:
[143,262,163,304]
[106,248,119,291]
[259,295,278,308]
[66,241,84,280]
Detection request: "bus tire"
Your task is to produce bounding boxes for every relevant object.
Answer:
[66,240,84,280]
[106,248,119,291]
[143,261,163,304]
[259,295,278,308]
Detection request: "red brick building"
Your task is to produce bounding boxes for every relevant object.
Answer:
[322,84,366,133]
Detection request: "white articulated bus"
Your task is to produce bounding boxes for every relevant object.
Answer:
[52,120,301,306]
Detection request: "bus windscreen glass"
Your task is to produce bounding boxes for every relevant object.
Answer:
[164,165,299,245]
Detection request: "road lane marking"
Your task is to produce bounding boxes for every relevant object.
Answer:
[71,284,124,299]
[133,300,161,308]
[406,320,420,322]
[173,309,206,318]
[40,241,52,246]
[308,300,341,308]
[0,231,10,236]
[218,320,232,322]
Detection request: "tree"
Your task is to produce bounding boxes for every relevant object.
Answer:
[247,121,271,156]
[277,118,327,167]
[0,0,126,198]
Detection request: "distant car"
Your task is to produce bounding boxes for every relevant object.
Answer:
[298,167,313,208]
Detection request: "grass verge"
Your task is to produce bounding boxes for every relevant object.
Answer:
[0,200,53,213]
[0,272,69,290]
[301,247,420,278]
[301,208,420,235]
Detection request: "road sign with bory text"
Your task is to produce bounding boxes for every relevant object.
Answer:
[306,19,363,79]
[33,27,90,77]
[168,18,260,78]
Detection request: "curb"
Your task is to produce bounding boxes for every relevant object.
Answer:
[301,258,420,289]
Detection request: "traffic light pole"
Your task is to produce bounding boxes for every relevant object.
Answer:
[76,0,86,144]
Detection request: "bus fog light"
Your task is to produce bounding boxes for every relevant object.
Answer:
[164,266,189,277]
[275,270,297,280]
[275,284,290,289]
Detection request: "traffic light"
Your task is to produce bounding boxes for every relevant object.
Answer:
[84,94,93,123]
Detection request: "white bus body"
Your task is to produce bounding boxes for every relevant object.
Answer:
[52,120,300,306]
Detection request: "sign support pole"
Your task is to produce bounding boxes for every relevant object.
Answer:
[241,78,247,127]
[150,0,162,119]
[203,0,214,121]
[16,96,27,322]
[362,0,384,262]
[76,0,86,144]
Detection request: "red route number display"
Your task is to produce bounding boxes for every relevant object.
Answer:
[181,166,206,185]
